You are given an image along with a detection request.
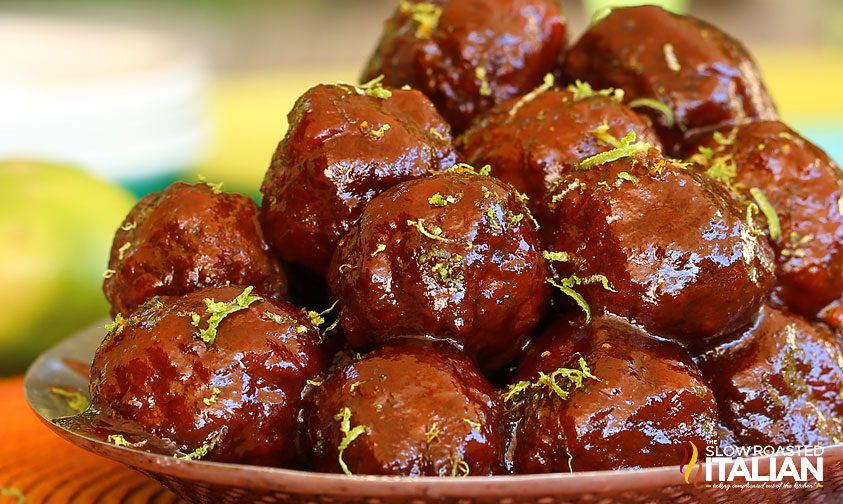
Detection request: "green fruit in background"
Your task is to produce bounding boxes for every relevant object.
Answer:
[0,161,136,375]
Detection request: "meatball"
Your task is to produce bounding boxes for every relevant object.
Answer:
[328,169,550,370]
[819,297,843,332]
[505,315,718,473]
[459,83,661,215]
[362,0,567,132]
[696,305,843,446]
[691,121,843,318]
[103,182,287,318]
[90,285,325,467]
[541,146,775,348]
[563,5,777,154]
[260,82,457,274]
[303,339,504,476]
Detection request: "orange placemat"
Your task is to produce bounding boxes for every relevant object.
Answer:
[0,377,182,504]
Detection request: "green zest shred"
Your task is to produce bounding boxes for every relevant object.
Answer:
[193,286,262,345]
[475,66,492,97]
[428,192,458,206]
[463,418,481,432]
[400,1,442,39]
[749,187,782,241]
[335,407,368,476]
[576,132,651,171]
[567,80,624,102]
[105,313,126,335]
[107,434,146,448]
[49,387,90,414]
[663,43,681,72]
[542,251,570,263]
[408,218,447,241]
[546,275,616,325]
[628,98,675,128]
[203,387,222,406]
[502,357,599,402]
[371,243,387,257]
[346,75,392,99]
[450,454,471,477]
[509,73,555,118]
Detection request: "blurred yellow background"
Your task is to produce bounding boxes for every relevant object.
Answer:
[0,0,842,373]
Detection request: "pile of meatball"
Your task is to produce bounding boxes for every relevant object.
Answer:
[89,2,843,476]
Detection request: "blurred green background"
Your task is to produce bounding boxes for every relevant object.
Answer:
[1,0,842,374]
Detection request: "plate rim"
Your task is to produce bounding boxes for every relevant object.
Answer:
[23,320,843,498]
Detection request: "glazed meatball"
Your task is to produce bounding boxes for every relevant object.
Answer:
[362,0,567,132]
[303,340,504,476]
[691,121,843,318]
[260,83,456,274]
[542,146,775,348]
[506,315,718,473]
[103,182,287,318]
[563,5,777,154]
[819,297,843,332]
[459,83,661,214]
[696,305,843,446]
[328,169,550,370]
[90,285,325,466]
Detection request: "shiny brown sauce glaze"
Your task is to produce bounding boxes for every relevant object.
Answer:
[103,182,287,318]
[90,285,326,467]
[302,339,505,476]
[691,121,843,318]
[260,83,456,274]
[696,305,843,446]
[506,316,718,473]
[563,5,777,154]
[328,169,550,371]
[459,87,661,216]
[362,0,567,133]
[541,148,775,348]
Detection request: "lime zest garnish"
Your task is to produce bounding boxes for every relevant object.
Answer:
[425,421,441,443]
[359,121,391,139]
[475,66,492,97]
[371,243,387,257]
[509,73,555,119]
[463,418,481,432]
[407,218,448,242]
[194,286,262,346]
[107,434,147,448]
[663,43,681,72]
[105,313,126,335]
[502,357,598,402]
[203,387,222,406]
[429,127,448,142]
[342,75,392,100]
[628,98,675,128]
[400,1,442,39]
[441,163,491,176]
[749,187,782,241]
[450,454,471,477]
[428,192,458,207]
[335,407,368,476]
[49,387,90,414]
[546,275,616,324]
[576,132,651,171]
[542,251,570,262]
[567,80,624,102]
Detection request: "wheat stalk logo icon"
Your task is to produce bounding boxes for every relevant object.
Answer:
[680,441,702,485]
